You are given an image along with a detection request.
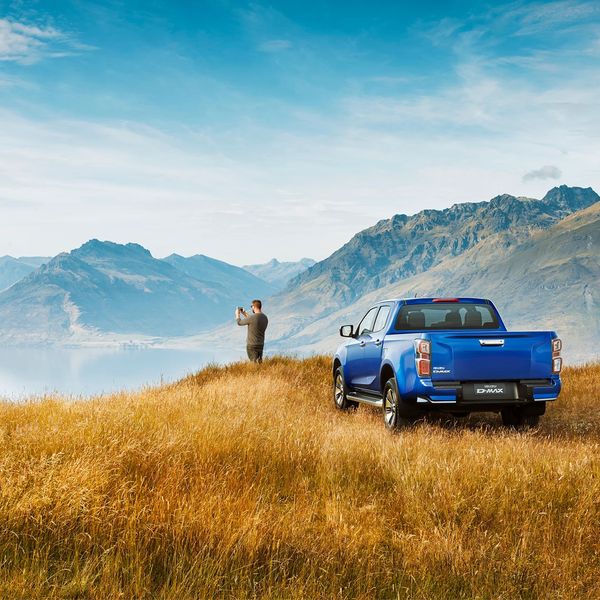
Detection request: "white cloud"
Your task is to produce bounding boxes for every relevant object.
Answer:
[9,21,61,39]
[418,17,465,45]
[419,1,600,64]
[1,79,598,267]
[522,165,563,182]
[0,110,369,264]
[501,0,600,36]
[0,18,91,63]
[387,1,600,141]
[1,2,599,264]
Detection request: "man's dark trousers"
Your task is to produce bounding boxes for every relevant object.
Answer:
[247,345,264,363]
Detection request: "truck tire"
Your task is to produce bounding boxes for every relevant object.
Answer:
[382,376,416,431]
[501,405,542,429]
[333,367,358,411]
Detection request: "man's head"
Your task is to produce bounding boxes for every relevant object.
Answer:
[251,299,262,313]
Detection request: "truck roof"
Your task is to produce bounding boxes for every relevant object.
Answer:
[378,297,491,305]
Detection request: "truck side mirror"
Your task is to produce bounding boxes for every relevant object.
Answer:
[340,325,354,338]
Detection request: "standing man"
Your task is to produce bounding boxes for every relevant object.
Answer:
[236,300,268,363]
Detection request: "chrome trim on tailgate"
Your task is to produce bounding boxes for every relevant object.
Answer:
[479,339,504,346]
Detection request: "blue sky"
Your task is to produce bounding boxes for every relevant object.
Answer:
[0,0,599,264]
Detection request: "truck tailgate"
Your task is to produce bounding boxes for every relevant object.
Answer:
[431,332,553,381]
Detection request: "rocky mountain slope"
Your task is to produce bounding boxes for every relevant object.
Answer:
[0,241,258,344]
[0,256,51,292]
[243,258,316,290]
[275,186,598,316]
[198,186,600,361]
[282,199,600,362]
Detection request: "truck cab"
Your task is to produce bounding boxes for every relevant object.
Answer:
[333,298,562,430]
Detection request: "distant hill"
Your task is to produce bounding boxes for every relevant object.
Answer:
[0,241,244,344]
[0,256,51,292]
[162,253,277,303]
[243,258,316,290]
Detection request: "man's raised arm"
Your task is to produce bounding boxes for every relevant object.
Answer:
[236,307,249,325]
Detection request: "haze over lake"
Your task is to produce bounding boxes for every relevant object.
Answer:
[0,348,245,398]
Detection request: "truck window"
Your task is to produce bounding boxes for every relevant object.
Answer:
[373,305,392,333]
[357,307,379,336]
[394,303,500,331]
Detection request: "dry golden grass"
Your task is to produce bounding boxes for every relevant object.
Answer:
[1,356,599,599]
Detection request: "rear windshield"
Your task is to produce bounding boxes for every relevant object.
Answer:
[394,303,500,331]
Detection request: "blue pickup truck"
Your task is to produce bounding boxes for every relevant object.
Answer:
[333,298,562,430]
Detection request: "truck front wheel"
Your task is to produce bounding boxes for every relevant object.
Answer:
[333,367,358,411]
[383,377,417,431]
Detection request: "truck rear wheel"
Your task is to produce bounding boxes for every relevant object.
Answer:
[383,377,416,431]
[333,367,358,411]
[501,405,543,429]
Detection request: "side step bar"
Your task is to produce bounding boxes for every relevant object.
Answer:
[347,391,383,407]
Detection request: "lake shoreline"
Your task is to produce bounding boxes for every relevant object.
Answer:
[0,346,246,397]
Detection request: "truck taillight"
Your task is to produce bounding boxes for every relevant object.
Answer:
[416,340,431,355]
[414,338,431,378]
[417,359,431,377]
[552,338,562,374]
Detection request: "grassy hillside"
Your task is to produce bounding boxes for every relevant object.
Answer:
[1,357,599,598]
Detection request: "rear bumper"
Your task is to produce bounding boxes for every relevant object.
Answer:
[412,377,560,408]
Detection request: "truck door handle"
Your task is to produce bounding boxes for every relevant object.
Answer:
[374,340,382,346]
[359,341,365,347]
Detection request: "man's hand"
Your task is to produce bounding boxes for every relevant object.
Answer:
[241,309,248,317]
[235,308,240,319]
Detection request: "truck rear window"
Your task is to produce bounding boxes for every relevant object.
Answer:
[394,303,500,331]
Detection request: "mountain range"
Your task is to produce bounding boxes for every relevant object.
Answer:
[0,185,598,362]
[268,196,600,363]
[199,185,600,362]
[0,244,312,345]
[243,258,316,290]
[162,253,278,300]
[274,185,597,318]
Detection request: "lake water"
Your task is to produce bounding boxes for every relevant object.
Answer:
[0,347,245,398]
